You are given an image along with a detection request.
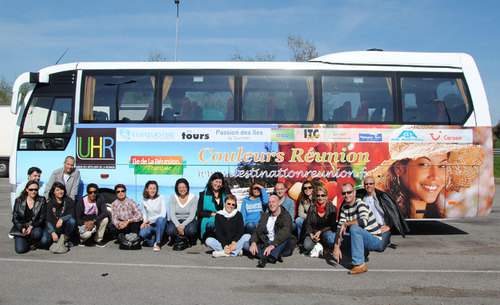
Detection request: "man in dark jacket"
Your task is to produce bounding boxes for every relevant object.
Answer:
[356,175,409,249]
[243,195,292,268]
[75,183,109,247]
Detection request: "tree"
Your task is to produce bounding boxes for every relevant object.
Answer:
[493,121,500,148]
[0,78,12,105]
[147,50,168,62]
[287,35,318,62]
[229,48,277,62]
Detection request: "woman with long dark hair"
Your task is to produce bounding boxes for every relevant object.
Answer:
[43,181,76,249]
[295,180,315,243]
[197,172,231,241]
[10,181,48,253]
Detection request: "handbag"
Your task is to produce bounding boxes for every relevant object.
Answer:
[173,235,190,251]
[118,233,142,250]
[9,227,26,238]
[49,236,68,254]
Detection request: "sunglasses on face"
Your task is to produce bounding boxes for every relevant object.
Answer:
[341,190,354,196]
[364,183,374,186]
[226,202,236,207]
[27,188,39,192]
[116,190,126,194]
[317,194,327,197]
[88,191,97,195]
[252,187,261,191]
[303,186,314,190]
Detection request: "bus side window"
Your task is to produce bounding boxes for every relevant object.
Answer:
[161,75,234,122]
[401,76,471,124]
[242,75,313,122]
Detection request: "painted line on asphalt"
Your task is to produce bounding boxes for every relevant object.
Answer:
[0,257,499,274]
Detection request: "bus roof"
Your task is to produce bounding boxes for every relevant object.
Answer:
[30,51,471,76]
[311,51,472,68]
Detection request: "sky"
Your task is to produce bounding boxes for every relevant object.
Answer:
[1,0,499,124]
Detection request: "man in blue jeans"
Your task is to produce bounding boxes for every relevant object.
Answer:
[333,183,384,274]
[356,176,409,248]
[243,195,292,268]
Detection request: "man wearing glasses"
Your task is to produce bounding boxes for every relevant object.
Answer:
[333,183,383,274]
[75,184,109,247]
[356,176,409,250]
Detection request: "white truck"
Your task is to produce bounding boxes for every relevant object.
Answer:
[0,105,17,177]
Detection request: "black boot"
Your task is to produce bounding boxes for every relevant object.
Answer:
[257,256,268,268]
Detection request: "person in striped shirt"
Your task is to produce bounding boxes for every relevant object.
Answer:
[333,183,383,274]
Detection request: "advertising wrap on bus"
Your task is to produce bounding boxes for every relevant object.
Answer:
[27,123,491,220]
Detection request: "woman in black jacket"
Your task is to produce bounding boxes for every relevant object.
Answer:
[205,195,251,257]
[303,185,337,256]
[10,181,48,253]
[44,182,76,248]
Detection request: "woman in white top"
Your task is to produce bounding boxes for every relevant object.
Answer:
[166,178,198,249]
[138,180,167,251]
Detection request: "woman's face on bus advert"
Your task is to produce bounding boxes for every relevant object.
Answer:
[397,153,448,205]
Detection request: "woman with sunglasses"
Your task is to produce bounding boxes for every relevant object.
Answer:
[110,184,143,238]
[295,180,316,243]
[303,185,337,256]
[241,181,268,234]
[44,181,76,248]
[205,195,251,257]
[10,181,48,253]
[139,180,167,251]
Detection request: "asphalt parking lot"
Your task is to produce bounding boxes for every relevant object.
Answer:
[0,177,499,305]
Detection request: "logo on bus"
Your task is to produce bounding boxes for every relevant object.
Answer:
[76,128,116,169]
[359,133,382,142]
[391,130,423,142]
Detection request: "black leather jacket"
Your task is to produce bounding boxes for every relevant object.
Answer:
[304,202,337,236]
[355,188,409,237]
[250,206,292,247]
[11,196,47,234]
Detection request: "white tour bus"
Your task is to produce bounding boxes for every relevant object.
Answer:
[10,51,495,219]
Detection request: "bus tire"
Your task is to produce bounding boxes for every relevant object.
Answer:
[0,160,8,177]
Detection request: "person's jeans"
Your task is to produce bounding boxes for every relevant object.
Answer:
[205,234,251,256]
[295,217,305,242]
[166,220,198,240]
[14,227,43,254]
[349,225,386,265]
[303,230,336,252]
[41,217,77,247]
[243,237,293,261]
[245,222,257,235]
[139,217,167,246]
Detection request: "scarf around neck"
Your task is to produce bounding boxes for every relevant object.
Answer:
[217,207,237,219]
[316,202,326,214]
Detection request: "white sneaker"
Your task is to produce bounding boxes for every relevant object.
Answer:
[309,243,324,258]
[212,250,230,258]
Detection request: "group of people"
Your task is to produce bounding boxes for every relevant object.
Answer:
[11,157,409,274]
